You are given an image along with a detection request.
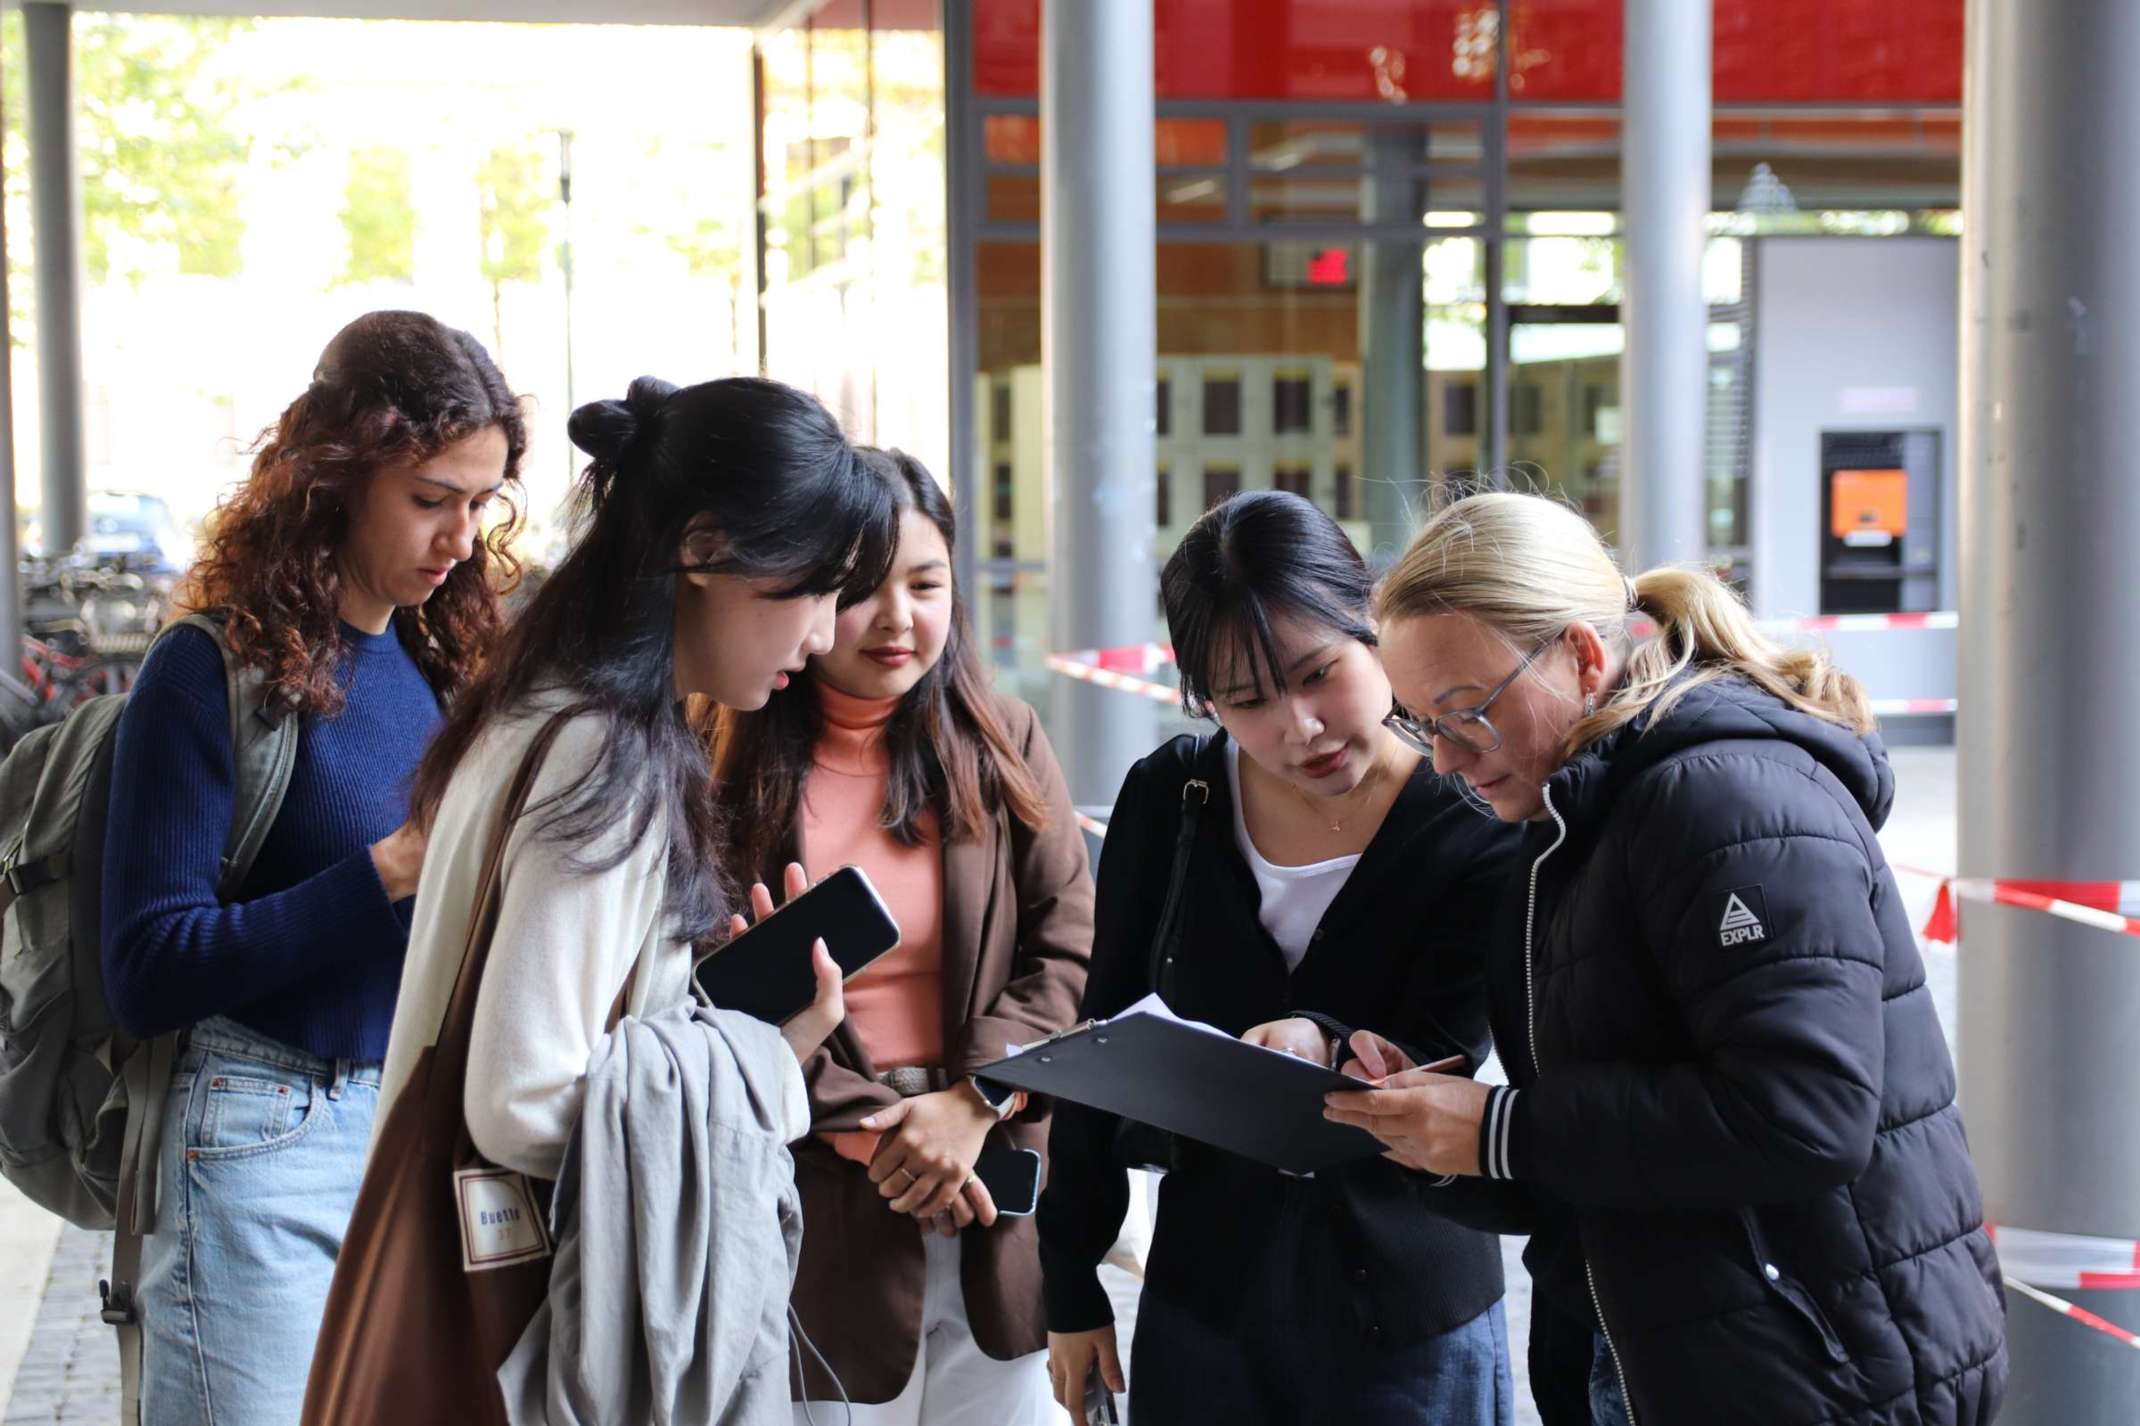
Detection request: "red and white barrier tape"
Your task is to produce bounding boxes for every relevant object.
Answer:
[2007,1280,2140,1352]
[1891,864,2140,943]
[1052,611,1960,679]
[1991,1225,2140,1292]
[1044,652,1180,707]
[1053,613,1961,716]
[1991,1224,2140,1349]
[1768,610,1959,634]
[1052,651,1957,720]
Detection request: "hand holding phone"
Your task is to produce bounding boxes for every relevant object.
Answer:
[714,865,847,1059]
[698,864,901,1025]
[1047,1328,1123,1421]
[1084,1360,1121,1426]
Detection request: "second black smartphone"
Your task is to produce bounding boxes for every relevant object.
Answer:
[695,865,901,1025]
[973,1142,1043,1216]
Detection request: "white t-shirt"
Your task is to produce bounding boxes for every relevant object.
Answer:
[1227,740,1362,974]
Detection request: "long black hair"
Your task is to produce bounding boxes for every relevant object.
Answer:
[412,375,898,942]
[711,447,1048,883]
[1160,489,1378,714]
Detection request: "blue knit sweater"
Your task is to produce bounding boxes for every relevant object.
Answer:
[100,621,442,1060]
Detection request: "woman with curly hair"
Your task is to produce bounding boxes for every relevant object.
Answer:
[99,309,523,1426]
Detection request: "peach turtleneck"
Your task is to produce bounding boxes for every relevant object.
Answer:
[804,681,948,1080]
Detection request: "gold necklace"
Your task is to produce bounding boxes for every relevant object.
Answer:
[1286,750,1389,835]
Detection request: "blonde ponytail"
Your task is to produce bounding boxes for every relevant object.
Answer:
[1377,492,1872,755]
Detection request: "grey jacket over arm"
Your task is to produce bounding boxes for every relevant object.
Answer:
[500,1000,813,1426]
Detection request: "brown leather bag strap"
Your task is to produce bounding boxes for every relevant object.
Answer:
[424,712,577,1118]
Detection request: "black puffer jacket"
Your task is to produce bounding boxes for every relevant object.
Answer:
[1472,676,2006,1426]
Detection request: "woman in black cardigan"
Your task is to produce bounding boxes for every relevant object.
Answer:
[1038,492,1522,1426]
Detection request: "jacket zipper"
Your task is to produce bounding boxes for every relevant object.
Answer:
[1586,1258,1640,1426]
[1522,787,1570,1078]
[1530,786,1639,1426]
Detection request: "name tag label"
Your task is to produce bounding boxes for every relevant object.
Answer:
[454,1166,551,1273]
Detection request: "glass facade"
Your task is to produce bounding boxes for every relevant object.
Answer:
[758,0,950,482]
[754,0,1964,706]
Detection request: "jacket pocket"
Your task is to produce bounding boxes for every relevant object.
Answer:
[1740,1209,1850,1364]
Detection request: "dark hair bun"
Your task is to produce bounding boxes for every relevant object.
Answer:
[569,376,678,467]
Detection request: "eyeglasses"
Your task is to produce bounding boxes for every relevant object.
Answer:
[1385,630,1562,756]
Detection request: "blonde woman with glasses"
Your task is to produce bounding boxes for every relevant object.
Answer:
[1324,491,2006,1426]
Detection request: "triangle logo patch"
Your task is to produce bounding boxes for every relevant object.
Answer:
[1718,886,1769,946]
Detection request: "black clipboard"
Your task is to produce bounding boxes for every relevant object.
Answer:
[971,995,1386,1176]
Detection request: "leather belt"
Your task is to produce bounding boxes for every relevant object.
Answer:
[876,1065,951,1098]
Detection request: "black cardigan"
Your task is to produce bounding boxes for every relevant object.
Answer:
[1037,731,1523,1345]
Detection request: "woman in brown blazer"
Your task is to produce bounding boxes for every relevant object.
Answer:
[710,448,1093,1423]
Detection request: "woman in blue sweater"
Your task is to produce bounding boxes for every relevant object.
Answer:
[100,310,524,1426]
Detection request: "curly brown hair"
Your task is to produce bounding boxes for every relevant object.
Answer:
[177,310,528,715]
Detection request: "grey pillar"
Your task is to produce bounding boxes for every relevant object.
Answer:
[1617,0,1710,569]
[1359,129,1425,568]
[0,63,23,657]
[1043,0,1156,804]
[943,0,982,604]
[1959,1,2140,1417]
[24,2,87,558]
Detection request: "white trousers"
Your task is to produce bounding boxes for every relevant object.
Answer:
[793,1230,1066,1426]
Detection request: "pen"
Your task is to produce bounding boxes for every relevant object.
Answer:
[1353,1052,1468,1086]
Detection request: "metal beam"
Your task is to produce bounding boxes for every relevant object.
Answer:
[943,0,980,602]
[0,51,23,658]
[1043,0,1156,803]
[1359,127,1426,567]
[1958,0,2140,1416]
[1617,0,1711,567]
[60,0,796,24]
[24,1,87,559]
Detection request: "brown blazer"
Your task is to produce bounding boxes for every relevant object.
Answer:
[783,695,1094,1403]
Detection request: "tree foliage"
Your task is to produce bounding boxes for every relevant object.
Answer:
[337,146,415,286]
[2,13,251,289]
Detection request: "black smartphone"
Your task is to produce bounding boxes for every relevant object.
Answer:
[694,865,901,1025]
[973,1141,1042,1217]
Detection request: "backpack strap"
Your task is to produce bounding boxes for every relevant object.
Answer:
[105,615,301,1426]
[159,613,301,901]
[1146,733,1214,1004]
[103,1033,176,1426]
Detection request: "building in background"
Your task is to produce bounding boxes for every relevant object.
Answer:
[753,0,1965,728]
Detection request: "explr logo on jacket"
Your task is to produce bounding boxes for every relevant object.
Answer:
[1718,886,1769,947]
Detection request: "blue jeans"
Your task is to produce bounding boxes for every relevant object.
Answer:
[1588,1336,1634,1426]
[138,1017,381,1426]
[1127,1186,1512,1425]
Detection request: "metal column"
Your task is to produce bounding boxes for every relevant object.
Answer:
[1359,129,1425,569]
[1042,0,1156,804]
[0,57,23,657]
[24,1,87,558]
[943,0,981,604]
[1959,0,2140,1417]
[1617,0,1710,569]
[1483,0,1511,490]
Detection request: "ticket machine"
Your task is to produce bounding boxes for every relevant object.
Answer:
[1818,430,1940,615]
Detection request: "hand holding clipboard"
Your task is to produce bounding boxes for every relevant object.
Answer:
[973,994,1391,1175]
